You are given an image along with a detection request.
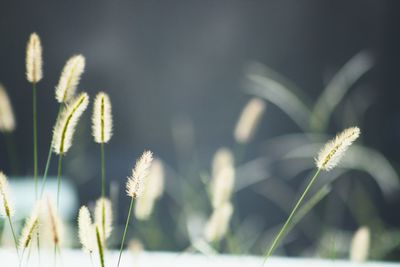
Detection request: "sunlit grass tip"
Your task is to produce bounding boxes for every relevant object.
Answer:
[234,97,266,144]
[211,147,234,181]
[92,92,113,144]
[0,85,16,133]
[94,197,113,242]
[0,171,14,218]
[204,201,233,242]
[210,162,235,209]
[52,92,89,154]
[26,32,43,83]
[350,226,370,262]
[55,55,86,103]
[19,201,41,249]
[315,126,361,171]
[78,206,96,254]
[126,150,154,198]
[134,158,165,220]
[46,197,64,246]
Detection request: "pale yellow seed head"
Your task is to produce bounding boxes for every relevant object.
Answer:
[134,159,165,220]
[94,197,113,241]
[234,98,266,144]
[78,206,96,254]
[211,147,234,180]
[55,55,86,103]
[350,226,370,262]
[52,92,89,154]
[316,127,361,171]
[92,92,113,143]
[204,202,233,242]
[126,151,154,198]
[0,85,16,133]
[0,171,14,218]
[26,33,43,83]
[19,201,41,249]
[46,198,64,246]
[210,166,235,209]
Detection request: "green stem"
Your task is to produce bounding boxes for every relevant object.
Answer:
[117,197,134,267]
[33,83,38,199]
[101,142,106,244]
[56,154,63,209]
[96,226,105,267]
[101,142,106,198]
[7,216,19,258]
[261,168,322,266]
[40,106,63,198]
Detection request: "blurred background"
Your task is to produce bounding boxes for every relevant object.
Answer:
[0,0,400,260]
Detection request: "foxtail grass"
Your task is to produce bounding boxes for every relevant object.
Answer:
[117,150,153,267]
[261,127,360,266]
[26,32,43,199]
[52,92,89,207]
[92,92,113,244]
[0,172,19,259]
[40,55,85,197]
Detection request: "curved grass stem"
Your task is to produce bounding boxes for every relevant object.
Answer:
[261,168,322,266]
[56,154,63,209]
[117,197,134,267]
[33,83,38,199]
[40,105,63,198]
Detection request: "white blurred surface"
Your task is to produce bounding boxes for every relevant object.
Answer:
[9,177,78,220]
[0,249,398,267]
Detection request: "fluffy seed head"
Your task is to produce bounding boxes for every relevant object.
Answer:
[134,159,165,220]
[26,33,43,83]
[350,226,370,262]
[211,148,234,180]
[204,202,233,242]
[0,85,16,133]
[0,171,14,218]
[78,206,96,254]
[210,166,235,209]
[316,127,361,171]
[94,197,113,242]
[19,202,41,249]
[46,198,63,245]
[234,98,266,144]
[52,92,89,154]
[55,55,86,103]
[92,92,113,143]
[126,151,154,198]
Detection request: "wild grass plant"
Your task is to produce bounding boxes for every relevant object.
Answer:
[0,33,397,267]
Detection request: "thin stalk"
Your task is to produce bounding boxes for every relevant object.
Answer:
[261,168,322,266]
[286,184,331,235]
[117,197,134,267]
[33,83,38,199]
[96,226,105,267]
[40,106,63,198]
[19,248,26,267]
[101,139,106,198]
[89,253,94,267]
[24,243,33,267]
[56,154,63,209]
[101,142,106,243]
[7,216,19,258]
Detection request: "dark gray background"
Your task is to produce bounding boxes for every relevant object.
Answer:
[0,0,399,254]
